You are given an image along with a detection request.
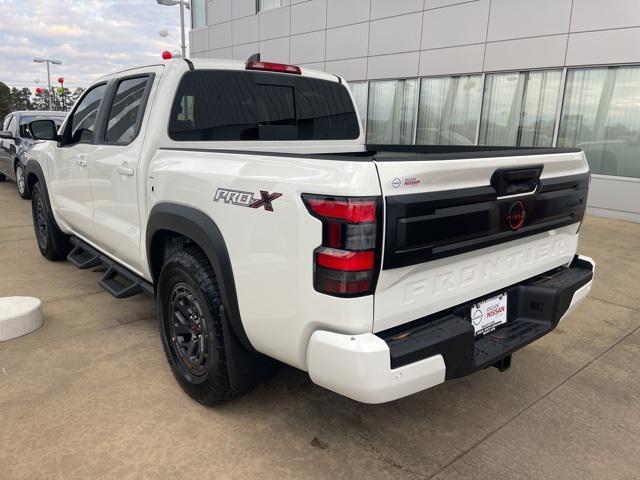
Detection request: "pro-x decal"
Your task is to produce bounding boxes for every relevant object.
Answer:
[214,188,283,212]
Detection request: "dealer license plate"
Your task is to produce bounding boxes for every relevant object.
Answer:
[470,293,508,336]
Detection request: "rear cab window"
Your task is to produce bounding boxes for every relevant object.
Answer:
[168,70,360,141]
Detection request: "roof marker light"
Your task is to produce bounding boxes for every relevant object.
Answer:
[246,61,301,75]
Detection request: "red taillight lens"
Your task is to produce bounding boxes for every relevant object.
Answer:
[316,248,375,271]
[303,194,381,297]
[246,61,302,75]
[305,198,376,223]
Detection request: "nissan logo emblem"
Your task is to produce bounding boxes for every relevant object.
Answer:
[507,200,526,230]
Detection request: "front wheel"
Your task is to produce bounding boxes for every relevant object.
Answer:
[157,247,238,406]
[31,182,71,260]
[15,164,29,199]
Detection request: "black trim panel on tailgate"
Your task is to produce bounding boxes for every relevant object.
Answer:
[383,172,589,270]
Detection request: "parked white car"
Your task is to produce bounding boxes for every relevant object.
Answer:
[25,58,594,405]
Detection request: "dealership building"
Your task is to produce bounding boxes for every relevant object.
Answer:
[189,0,640,222]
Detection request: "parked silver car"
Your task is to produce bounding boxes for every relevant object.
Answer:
[0,111,67,198]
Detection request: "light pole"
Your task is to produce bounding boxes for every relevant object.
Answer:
[157,0,189,59]
[33,57,62,110]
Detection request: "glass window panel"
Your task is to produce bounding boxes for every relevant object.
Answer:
[191,0,206,29]
[558,66,640,178]
[168,70,359,141]
[520,71,561,147]
[366,79,418,144]
[349,81,368,135]
[106,77,149,144]
[480,70,560,147]
[258,0,288,12]
[416,75,482,145]
[70,84,107,144]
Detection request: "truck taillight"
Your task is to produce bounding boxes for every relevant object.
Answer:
[303,195,382,297]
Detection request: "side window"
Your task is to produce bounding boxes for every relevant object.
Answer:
[69,84,108,145]
[105,76,150,144]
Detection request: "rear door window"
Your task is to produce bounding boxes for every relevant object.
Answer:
[105,76,150,144]
[168,70,359,141]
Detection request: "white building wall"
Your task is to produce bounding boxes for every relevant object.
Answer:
[191,0,640,78]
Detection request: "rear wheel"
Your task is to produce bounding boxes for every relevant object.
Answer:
[157,247,238,405]
[0,172,6,182]
[15,164,29,199]
[31,182,71,260]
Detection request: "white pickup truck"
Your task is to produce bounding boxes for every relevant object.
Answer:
[25,58,595,405]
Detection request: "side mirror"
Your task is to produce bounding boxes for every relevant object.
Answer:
[0,130,13,140]
[29,120,58,141]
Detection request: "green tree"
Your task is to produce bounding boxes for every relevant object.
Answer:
[0,81,11,119]
[9,87,33,111]
[31,90,54,111]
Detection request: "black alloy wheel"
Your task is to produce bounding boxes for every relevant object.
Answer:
[167,282,211,379]
[34,191,49,251]
[30,181,72,260]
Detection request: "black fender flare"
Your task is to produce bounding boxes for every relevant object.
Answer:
[146,202,254,352]
[24,159,49,204]
[147,203,278,393]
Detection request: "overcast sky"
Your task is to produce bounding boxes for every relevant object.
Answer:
[0,0,185,90]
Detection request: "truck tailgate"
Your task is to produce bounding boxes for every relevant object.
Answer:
[373,149,589,332]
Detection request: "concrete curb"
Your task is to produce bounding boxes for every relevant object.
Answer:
[0,297,43,341]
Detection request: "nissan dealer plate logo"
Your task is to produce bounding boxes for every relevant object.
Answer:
[507,200,526,230]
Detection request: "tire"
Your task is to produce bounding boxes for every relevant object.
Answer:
[0,172,6,182]
[31,182,72,261]
[157,246,238,406]
[15,164,30,199]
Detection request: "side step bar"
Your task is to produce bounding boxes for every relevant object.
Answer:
[67,238,154,299]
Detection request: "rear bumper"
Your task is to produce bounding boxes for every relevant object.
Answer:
[307,255,594,404]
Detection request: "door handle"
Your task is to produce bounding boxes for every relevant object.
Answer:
[117,165,135,176]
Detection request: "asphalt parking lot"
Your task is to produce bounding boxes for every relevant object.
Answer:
[1,180,639,480]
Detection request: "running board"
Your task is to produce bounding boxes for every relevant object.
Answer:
[67,238,154,299]
[67,242,101,269]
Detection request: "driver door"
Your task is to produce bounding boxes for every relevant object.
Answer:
[50,83,108,239]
